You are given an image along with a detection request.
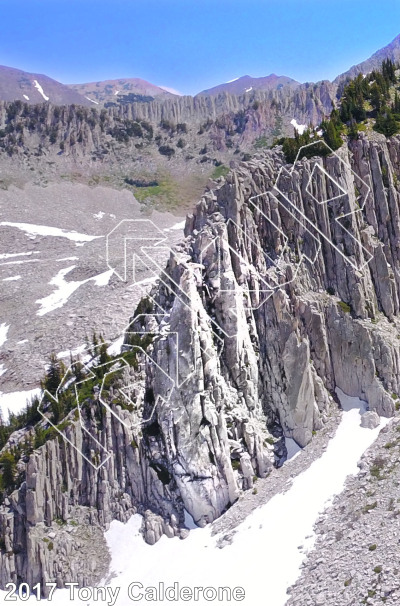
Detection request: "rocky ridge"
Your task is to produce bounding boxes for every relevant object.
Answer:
[1,133,400,590]
[69,77,175,105]
[335,33,400,84]
[0,85,335,211]
[0,81,335,163]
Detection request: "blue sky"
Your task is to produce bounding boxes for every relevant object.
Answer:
[1,0,400,95]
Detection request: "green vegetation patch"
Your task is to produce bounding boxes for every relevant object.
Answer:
[338,301,351,313]
[211,164,229,179]
[129,174,180,209]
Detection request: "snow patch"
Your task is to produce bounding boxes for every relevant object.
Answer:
[114,90,119,95]
[245,86,253,92]
[163,220,185,232]
[126,276,157,288]
[36,267,114,316]
[57,343,87,360]
[0,323,9,348]
[36,266,81,316]
[0,251,39,260]
[0,221,101,243]
[91,268,114,286]
[2,275,21,282]
[107,335,124,356]
[290,118,307,135]
[0,259,39,266]
[33,80,49,101]
[226,77,239,83]
[23,94,29,100]
[17,339,28,345]
[85,96,99,105]
[56,256,79,262]
[93,211,105,220]
[0,388,42,423]
[336,386,368,413]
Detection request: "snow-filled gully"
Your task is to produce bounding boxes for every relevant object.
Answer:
[4,389,388,605]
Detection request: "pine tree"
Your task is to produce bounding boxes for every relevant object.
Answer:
[73,360,84,383]
[99,342,109,366]
[374,108,399,137]
[340,100,351,123]
[370,82,383,112]
[394,91,400,115]
[43,353,63,396]
[323,120,342,150]
[382,58,396,84]
[0,452,16,491]
[348,119,359,140]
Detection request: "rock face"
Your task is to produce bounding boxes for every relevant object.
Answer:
[360,411,380,429]
[2,133,400,589]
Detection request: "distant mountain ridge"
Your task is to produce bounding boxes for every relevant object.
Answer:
[68,78,177,106]
[334,33,400,83]
[0,65,91,106]
[0,32,399,110]
[197,73,300,96]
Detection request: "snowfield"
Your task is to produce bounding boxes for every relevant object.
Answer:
[85,96,99,105]
[107,335,125,356]
[0,251,39,260]
[95,392,389,606]
[164,220,186,232]
[36,266,114,316]
[0,323,9,347]
[33,80,49,101]
[290,118,307,134]
[2,275,21,281]
[0,221,101,243]
[0,387,42,422]
[1,390,388,605]
[57,343,87,360]
[2,276,21,282]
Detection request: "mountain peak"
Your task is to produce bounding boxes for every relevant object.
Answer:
[0,65,91,106]
[68,77,177,106]
[197,73,300,96]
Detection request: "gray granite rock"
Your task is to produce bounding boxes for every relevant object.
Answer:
[2,134,400,589]
[360,411,380,429]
